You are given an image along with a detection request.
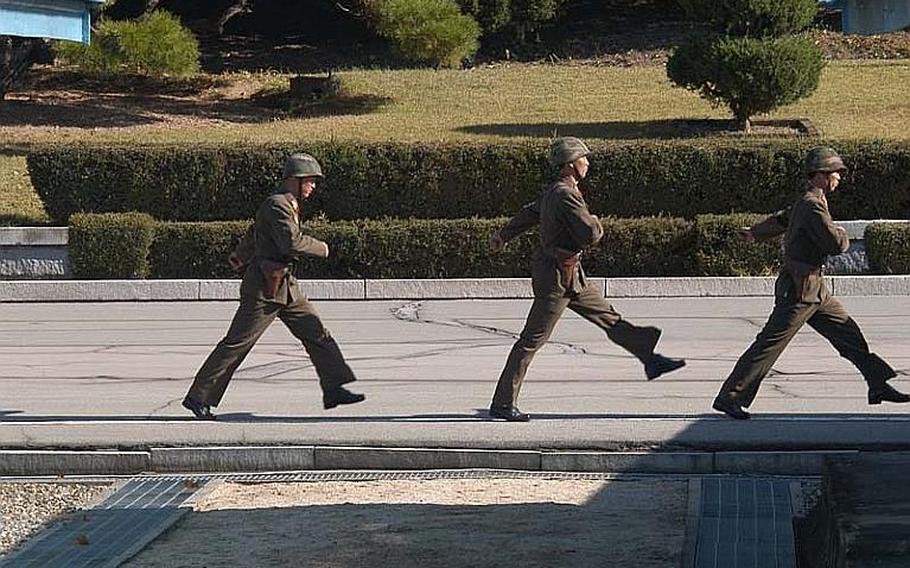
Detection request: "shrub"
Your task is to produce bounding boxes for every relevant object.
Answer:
[71,215,703,279]
[150,221,251,279]
[693,214,782,276]
[55,10,199,77]
[865,223,910,274]
[584,217,696,277]
[30,141,910,224]
[677,0,817,37]
[372,0,481,67]
[69,212,156,279]
[668,0,823,131]
[668,35,823,130]
[456,0,566,43]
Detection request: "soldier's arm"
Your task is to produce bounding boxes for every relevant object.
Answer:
[748,208,790,241]
[805,201,849,254]
[228,223,255,271]
[561,191,603,249]
[267,199,329,259]
[497,197,541,243]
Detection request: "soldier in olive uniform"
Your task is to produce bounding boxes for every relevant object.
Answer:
[713,146,909,420]
[487,137,686,422]
[182,153,364,420]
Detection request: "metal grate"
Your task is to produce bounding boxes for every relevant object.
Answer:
[691,477,796,568]
[0,477,207,568]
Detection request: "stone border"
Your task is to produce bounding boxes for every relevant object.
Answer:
[0,447,857,476]
[1,276,909,302]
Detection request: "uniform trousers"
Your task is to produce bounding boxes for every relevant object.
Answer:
[717,294,895,407]
[187,294,356,406]
[492,283,659,407]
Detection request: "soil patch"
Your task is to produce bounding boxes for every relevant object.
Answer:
[125,478,688,568]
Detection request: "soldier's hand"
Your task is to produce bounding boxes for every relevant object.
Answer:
[736,227,755,243]
[489,232,505,253]
[319,242,330,258]
[228,253,245,271]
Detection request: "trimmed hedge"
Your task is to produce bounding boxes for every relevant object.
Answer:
[68,212,797,279]
[69,212,156,279]
[865,223,910,274]
[29,140,910,223]
[693,214,781,276]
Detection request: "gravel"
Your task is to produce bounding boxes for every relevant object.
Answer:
[0,482,110,557]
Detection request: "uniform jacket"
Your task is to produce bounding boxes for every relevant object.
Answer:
[238,190,329,305]
[750,185,849,304]
[499,178,604,297]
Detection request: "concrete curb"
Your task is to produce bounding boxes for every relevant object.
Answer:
[0,446,860,476]
[2,276,910,302]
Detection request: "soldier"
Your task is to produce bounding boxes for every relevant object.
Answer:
[487,137,686,422]
[713,146,909,420]
[182,153,364,420]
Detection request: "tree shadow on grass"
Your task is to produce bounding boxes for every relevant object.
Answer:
[457,120,739,141]
[459,119,815,141]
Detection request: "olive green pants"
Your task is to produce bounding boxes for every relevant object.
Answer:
[186,295,356,407]
[492,283,660,407]
[717,295,895,407]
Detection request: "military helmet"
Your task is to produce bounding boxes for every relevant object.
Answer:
[803,146,846,175]
[283,153,323,179]
[548,137,590,168]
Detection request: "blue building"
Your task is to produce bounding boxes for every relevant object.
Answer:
[821,0,910,35]
[0,0,106,44]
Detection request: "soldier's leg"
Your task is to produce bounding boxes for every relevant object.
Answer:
[492,295,569,407]
[567,285,660,363]
[279,297,357,392]
[186,299,279,406]
[807,297,896,389]
[716,301,816,407]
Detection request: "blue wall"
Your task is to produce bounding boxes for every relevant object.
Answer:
[0,0,104,44]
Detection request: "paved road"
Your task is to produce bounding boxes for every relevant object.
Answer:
[1,297,909,450]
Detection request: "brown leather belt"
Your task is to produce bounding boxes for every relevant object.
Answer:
[555,248,581,290]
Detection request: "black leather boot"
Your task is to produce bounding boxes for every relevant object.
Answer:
[868,382,910,405]
[645,354,686,380]
[182,397,216,420]
[712,397,750,420]
[489,405,530,422]
[323,386,366,409]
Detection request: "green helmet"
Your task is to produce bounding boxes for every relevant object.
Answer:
[548,137,590,168]
[803,146,846,175]
[283,153,323,179]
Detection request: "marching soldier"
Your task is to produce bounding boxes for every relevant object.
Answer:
[488,137,686,422]
[713,146,909,419]
[182,153,364,420]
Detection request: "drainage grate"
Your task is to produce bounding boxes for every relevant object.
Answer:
[134,469,688,483]
[689,477,796,568]
[1,477,207,568]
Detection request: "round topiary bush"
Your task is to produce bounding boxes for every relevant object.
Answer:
[667,34,824,130]
[677,0,817,37]
[372,0,482,68]
[669,0,824,131]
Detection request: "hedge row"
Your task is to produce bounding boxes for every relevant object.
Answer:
[69,213,787,279]
[866,223,910,274]
[30,140,910,223]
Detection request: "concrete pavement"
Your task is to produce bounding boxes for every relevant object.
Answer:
[1,297,909,458]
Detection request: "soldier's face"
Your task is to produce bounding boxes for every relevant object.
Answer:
[573,156,590,179]
[299,178,317,199]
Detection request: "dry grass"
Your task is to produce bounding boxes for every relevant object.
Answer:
[0,153,49,226]
[0,60,907,146]
[0,60,907,224]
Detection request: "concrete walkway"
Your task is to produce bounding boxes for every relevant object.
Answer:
[1,297,908,456]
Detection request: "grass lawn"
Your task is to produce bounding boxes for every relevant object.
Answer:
[0,60,907,146]
[0,152,49,226]
[0,59,907,224]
